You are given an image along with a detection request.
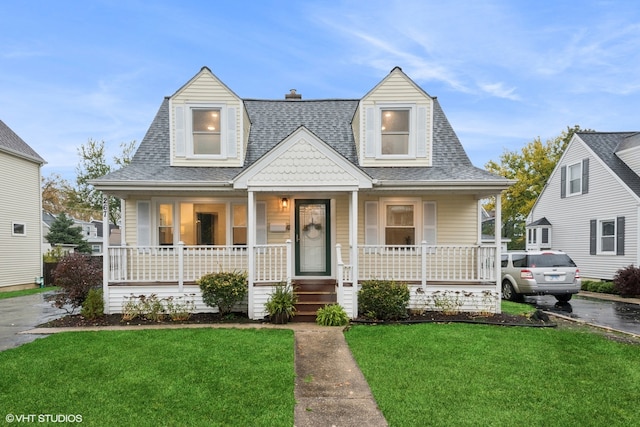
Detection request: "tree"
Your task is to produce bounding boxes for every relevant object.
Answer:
[42,173,93,219]
[70,138,136,225]
[485,125,592,249]
[45,212,92,253]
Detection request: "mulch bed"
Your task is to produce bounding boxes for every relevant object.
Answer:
[40,310,554,328]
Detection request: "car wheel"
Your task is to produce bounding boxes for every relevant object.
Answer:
[502,281,522,302]
[555,294,572,302]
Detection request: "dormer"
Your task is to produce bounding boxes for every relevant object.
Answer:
[354,67,434,167]
[169,67,245,167]
[615,133,640,175]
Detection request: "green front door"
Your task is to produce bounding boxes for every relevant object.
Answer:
[295,200,331,276]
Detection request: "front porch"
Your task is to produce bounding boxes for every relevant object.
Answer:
[104,241,499,318]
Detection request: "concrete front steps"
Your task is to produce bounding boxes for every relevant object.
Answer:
[293,279,337,322]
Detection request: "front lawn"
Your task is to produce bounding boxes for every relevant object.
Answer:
[0,328,294,426]
[0,286,58,300]
[345,323,640,426]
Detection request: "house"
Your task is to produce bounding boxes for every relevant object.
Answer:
[92,66,513,318]
[43,211,121,255]
[0,120,46,291]
[527,132,640,280]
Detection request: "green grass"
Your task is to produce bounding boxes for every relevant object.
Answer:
[0,328,294,426]
[0,286,58,300]
[501,300,536,315]
[345,324,640,427]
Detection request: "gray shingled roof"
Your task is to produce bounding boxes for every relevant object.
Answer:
[577,132,640,198]
[95,92,509,186]
[0,119,45,164]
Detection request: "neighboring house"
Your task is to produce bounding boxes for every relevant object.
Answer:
[92,66,512,318]
[527,132,640,280]
[0,120,46,291]
[42,211,119,255]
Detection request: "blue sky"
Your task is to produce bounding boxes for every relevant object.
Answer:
[2,0,640,181]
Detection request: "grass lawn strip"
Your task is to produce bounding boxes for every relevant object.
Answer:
[0,287,58,300]
[345,323,640,427]
[0,328,294,426]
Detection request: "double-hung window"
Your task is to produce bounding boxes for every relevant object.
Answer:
[385,204,415,245]
[192,108,221,155]
[381,109,410,155]
[599,219,616,253]
[567,162,582,195]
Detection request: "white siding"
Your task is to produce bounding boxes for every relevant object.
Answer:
[360,70,433,167]
[530,140,639,279]
[0,153,42,289]
[171,70,244,167]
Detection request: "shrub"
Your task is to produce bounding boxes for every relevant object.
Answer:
[52,253,102,313]
[582,280,617,294]
[264,282,297,323]
[81,289,104,320]
[165,295,196,321]
[358,280,410,321]
[613,265,640,297]
[316,304,350,326]
[198,271,248,316]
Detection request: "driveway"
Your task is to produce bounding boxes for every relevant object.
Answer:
[524,292,640,336]
[0,291,66,352]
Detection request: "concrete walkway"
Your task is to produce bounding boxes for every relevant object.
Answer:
[294,327,388,426]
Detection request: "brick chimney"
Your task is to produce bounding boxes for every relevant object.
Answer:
[285,89,301,100]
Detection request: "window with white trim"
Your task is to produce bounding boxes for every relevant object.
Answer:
[599,219,615,253]
[385,204,415,245]
[192,108,221,155]
[232,204,247,246]
[158,203,174,245]
[381,109,410,155]
[12,222,26,236]
[567,162,582,196]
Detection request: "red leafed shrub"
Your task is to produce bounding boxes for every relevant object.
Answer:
[613,265,640,297]
[52,253,103,313]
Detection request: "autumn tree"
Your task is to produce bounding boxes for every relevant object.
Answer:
[45,212,92,254]
[485,125,592,249]
[69,138,136,225]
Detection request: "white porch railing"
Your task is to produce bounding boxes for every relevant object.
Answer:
[108,242,496,289]
[357,243,496,284]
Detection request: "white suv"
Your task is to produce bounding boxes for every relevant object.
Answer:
[501,251,581,302]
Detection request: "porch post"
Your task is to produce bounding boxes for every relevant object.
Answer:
[102,196,110,314]
[247,191,255,319]
[177,241,184,292]
[494,191,503,313]
[350,190,358,318]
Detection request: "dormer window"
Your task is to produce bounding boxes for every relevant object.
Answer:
[381,109,409,155]
[192,108,221,155]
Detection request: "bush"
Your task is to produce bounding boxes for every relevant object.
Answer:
[358,280,410,321]
[613,265,640,297]
[581,280,617,294]
[198,271,248,316]
[316,304,350,326]
[52,253,102,313]
[81,289,104,319]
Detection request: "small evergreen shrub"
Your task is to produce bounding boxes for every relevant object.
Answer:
[581,280,617,294]
[81,289,104,319]
[613,265,640,297]
[52,253,102,313]
[358,280,410,321]
[316,304,350,326]
[198,271,248,316]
